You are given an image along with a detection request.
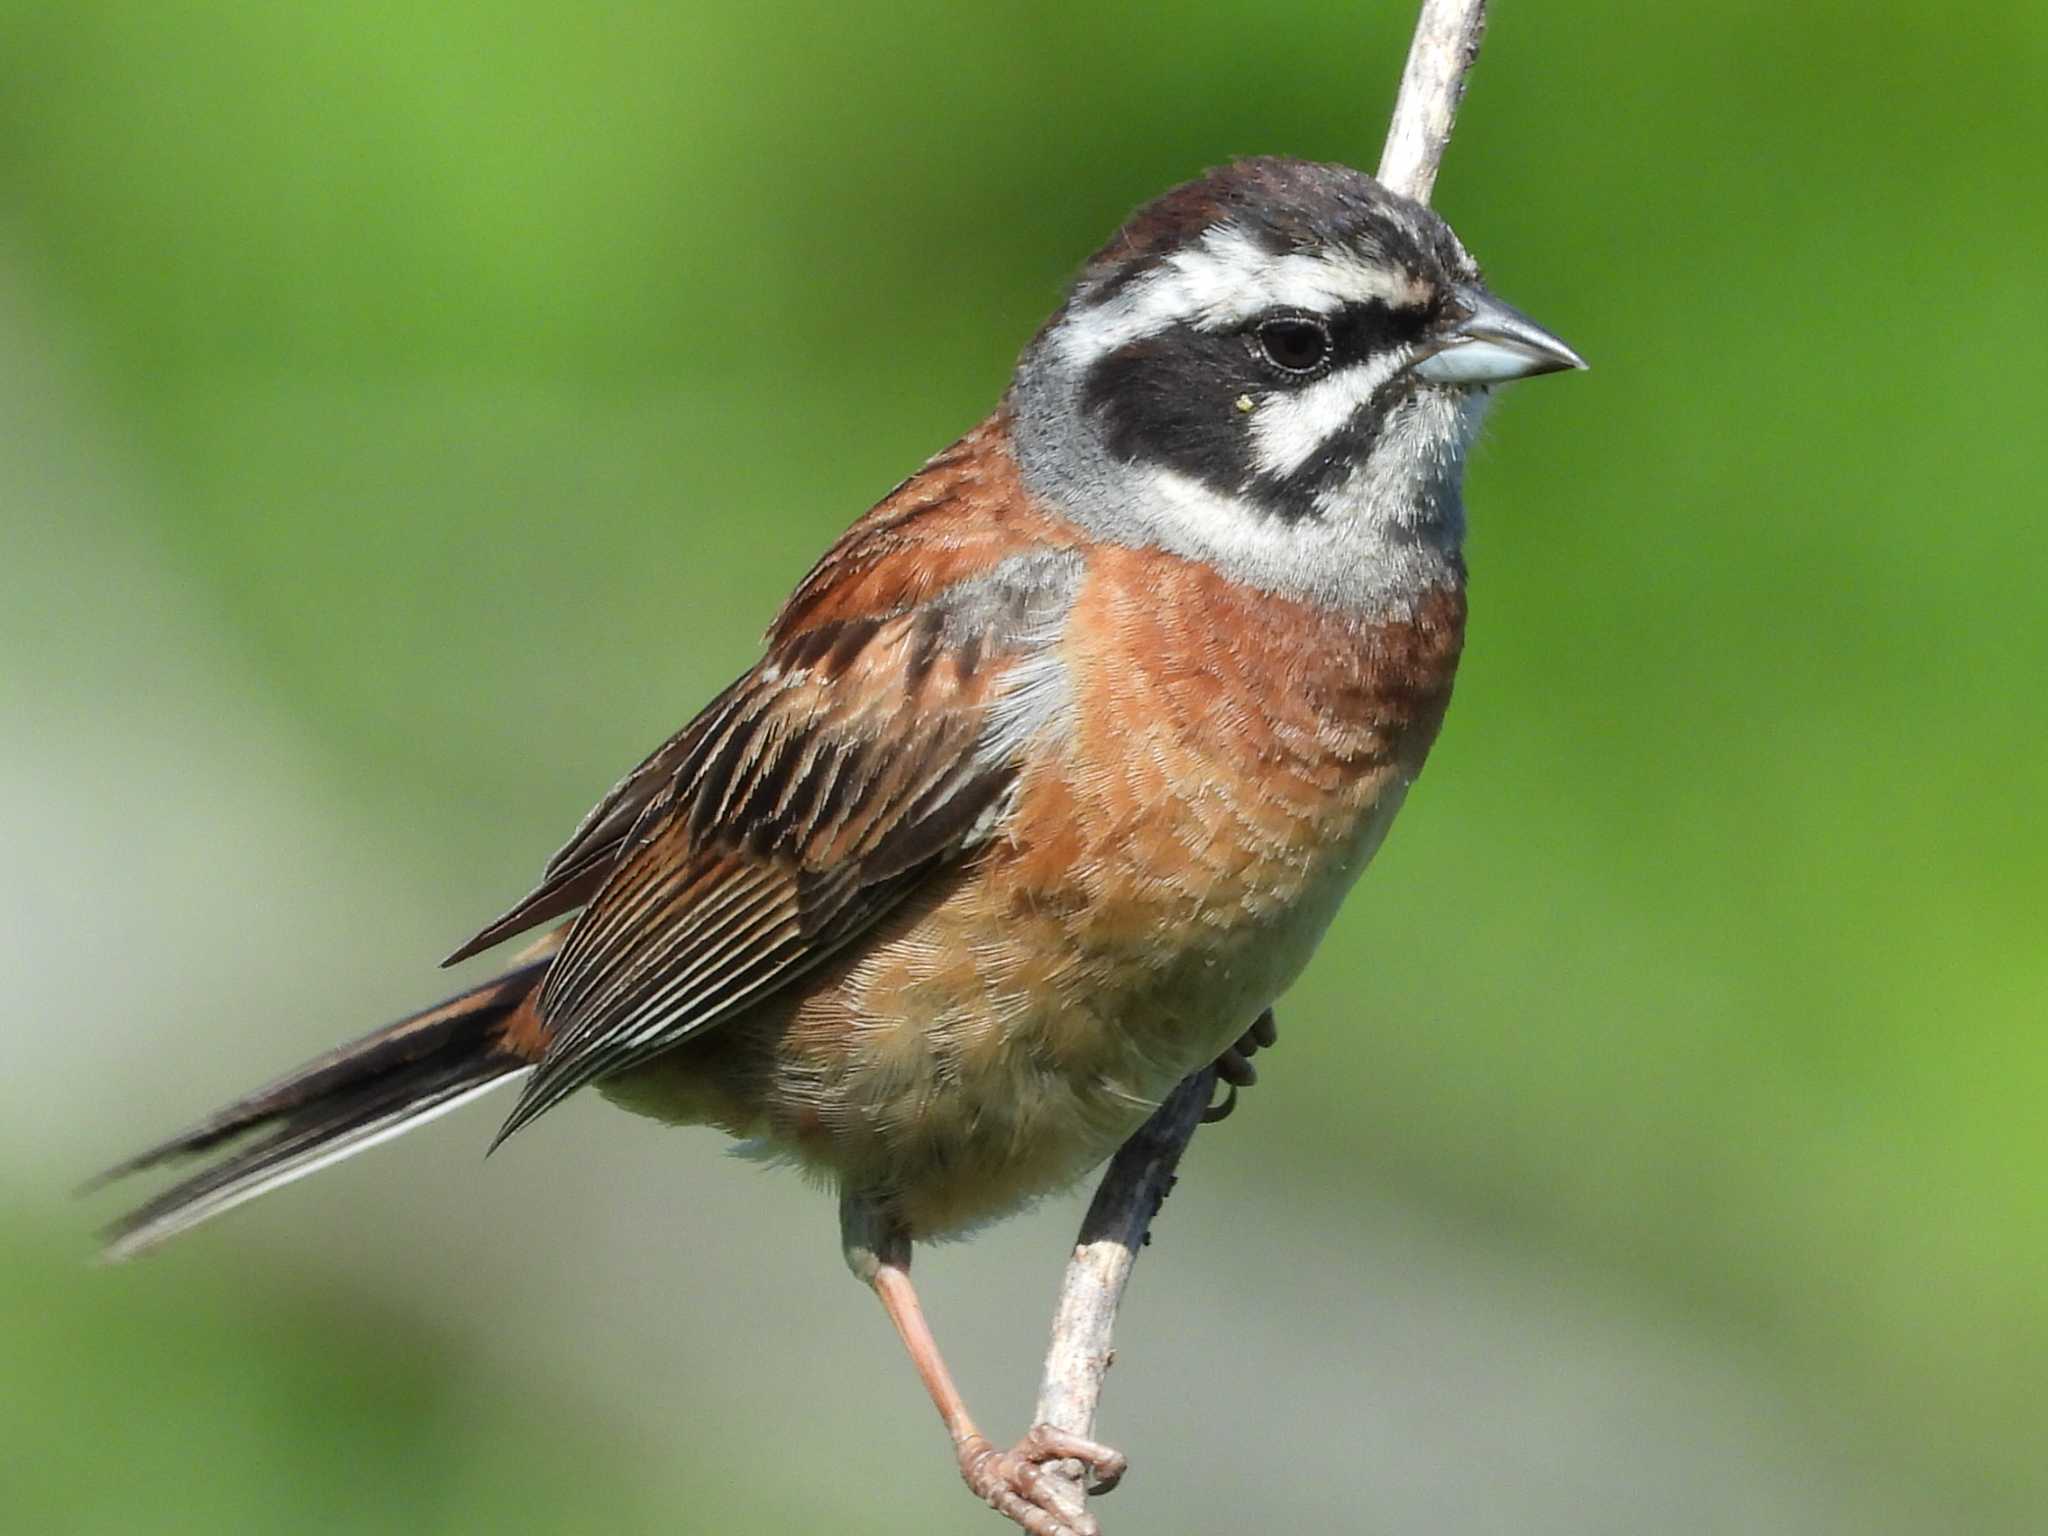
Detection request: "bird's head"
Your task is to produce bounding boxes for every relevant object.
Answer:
[1011,156,1583,611]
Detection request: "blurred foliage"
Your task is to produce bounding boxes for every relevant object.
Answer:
[2,0,2044,1530]
[0,1201,700,1535]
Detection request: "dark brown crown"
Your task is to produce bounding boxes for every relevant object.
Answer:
[1075,156,1474,307]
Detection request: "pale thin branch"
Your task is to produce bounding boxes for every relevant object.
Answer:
[1378,0,1489,204]
[1031,1067,1215,1438]
[1027,0,1491,1523]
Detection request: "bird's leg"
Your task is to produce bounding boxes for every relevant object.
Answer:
[842,1196,1127,1536]
[1203,1007,1278,1123]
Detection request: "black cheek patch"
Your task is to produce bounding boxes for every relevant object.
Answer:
[1082,330,1263,494]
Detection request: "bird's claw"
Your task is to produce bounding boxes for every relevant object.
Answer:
[957,1425,1128,1536]
[1204,1009,1277,1122]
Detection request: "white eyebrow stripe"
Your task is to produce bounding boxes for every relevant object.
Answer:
[1246,351,1409,477]
[1060,223,1427,366]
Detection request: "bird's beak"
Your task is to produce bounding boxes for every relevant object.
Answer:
[1410,286,1586,385]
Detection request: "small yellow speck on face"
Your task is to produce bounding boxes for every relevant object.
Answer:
[1234,394,1255,414]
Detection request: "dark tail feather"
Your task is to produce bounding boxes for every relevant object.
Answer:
[90,951,553,1261]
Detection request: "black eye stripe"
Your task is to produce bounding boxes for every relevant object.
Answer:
[1243,297,1435,377]
[1323,298,1432,354]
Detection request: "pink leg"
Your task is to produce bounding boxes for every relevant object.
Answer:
[847,1200,1127,1536]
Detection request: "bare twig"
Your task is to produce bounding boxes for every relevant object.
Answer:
[1378,0,1490,204]
[1032,1068,1216,1439]
[1027,0,1491,1522]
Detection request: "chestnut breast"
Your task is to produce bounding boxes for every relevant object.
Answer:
[996,546,1466,1080]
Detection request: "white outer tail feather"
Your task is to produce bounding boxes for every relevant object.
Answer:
[100,1068,531,1262]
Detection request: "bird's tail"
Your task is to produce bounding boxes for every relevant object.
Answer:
[88,942,557,1261]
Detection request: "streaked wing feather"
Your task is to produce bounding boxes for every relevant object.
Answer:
[490,537,1085,1143]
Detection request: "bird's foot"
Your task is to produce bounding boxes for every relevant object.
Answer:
[1204,1008,1278,1122]
[956,1424,1127,1536]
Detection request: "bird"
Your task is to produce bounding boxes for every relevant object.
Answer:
[91,155,1582,1536]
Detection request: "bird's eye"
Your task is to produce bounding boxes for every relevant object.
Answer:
[1255,316,1332,375]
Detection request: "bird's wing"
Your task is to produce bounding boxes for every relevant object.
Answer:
[468,429,1085,1143]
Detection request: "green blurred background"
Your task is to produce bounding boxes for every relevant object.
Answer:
[3,1,2042,1531]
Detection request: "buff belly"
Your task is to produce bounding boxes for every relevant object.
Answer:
[602,771,1411,1239]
